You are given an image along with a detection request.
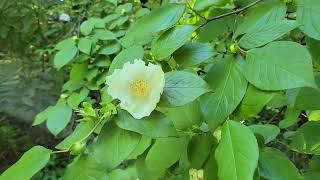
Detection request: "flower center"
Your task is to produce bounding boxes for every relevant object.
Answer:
[130,79,149,97]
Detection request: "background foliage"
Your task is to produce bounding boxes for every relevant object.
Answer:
[1,0,320,179]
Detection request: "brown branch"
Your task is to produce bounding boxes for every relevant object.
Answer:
[200,0,264,27]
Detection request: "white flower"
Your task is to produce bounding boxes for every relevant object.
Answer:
[106,59,165,119]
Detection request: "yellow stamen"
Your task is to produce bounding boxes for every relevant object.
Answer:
[130,79,149,97]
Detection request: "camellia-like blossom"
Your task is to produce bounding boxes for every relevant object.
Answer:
[106,59,165,119]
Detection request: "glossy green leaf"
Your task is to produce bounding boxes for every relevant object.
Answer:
[259,147,303,180]
[279,107,301,128]
[116,109,177,138]
[91,123,141,170]
[108,166,137,180]
[236,85,276,118]
[46,104,73,136]
[55,121,94,150]
[249,124,280,144]
[62,62,88,91]
[162,71,210,107]
[151,25,196,59]
[290,121,320,155]
[167,100,203,131]
[136,155,164,180]
[239,20,298,49]
[215,120,259,180]
[67,88,89,109]
[53,44,77,69]
[78,38,92,55]
[235,0,286,37]
[306,37,320,65]
[194,0,230,11]
[204,149,219,180]
[32,106,54,126]
[297,0,320,40]
[108,46,144,75]
[200,57,247,130]
[92,29,116,41]
[98,41,121,55]
[128,136,152,159]
[121,3,185,47]
[145,137,187,171]
[188,133,216,168]
[244,41,316,90]
[0,146,51,180]
[173,42,214,68]
[294,87,320,110]
[80,20,95,35]
[62,155,108,180]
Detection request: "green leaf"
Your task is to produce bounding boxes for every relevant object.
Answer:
[145,137,187,171]
[173,42,214,68]
[236,85,276,118]
[115,3,132,14]
[108,46,144,75]
[297,0,320,40]
[53,44,78,69]
[55,121,94,150]
[279,107,301,128]
[151,25,196,59]
[67,88,89,109]
[198,12,235,42]
[91,123,141,170]
[80,20,95,35]
[306,37,320,65]
[0,146,51,180]
[235,0,286,37]
[200,57,247,130]
[46,104,73,136]
[32,106,54,126]
[56,38,76,50]
[92,29,116,41]
[136,155,164,180]
[259,147,303,180]
[98,41,121,55]
[244,41,315,90]
[62,155,108,180]
[63,62,88,91]
[249,124,280,144]
[294,87,320,110]
[239,20,298,49]
[78,38,92,55]
[108,166,138,180]
[194,0,230,11]
[121,3,185,47]
[116,109,177,138]
[290,121,320,155]
[128,136,152,159]
[304,156,320,180]
[215,120,259,180]
[162,71,210,107]
[167,100,203,131]
[204,149,219,180]
[188,133,216,168]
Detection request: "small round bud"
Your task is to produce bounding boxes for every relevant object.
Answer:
[70,142,86,155]
[229,43,239,54]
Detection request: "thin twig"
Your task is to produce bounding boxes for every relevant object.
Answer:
[186,0,207,21]
[200,0,264,27]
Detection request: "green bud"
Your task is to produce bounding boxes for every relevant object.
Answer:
[229,43,239,54]
[70,142,86,155]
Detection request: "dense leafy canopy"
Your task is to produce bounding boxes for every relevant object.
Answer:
[2,0,320,179]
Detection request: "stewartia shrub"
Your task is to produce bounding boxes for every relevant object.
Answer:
[2,0,320,179]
